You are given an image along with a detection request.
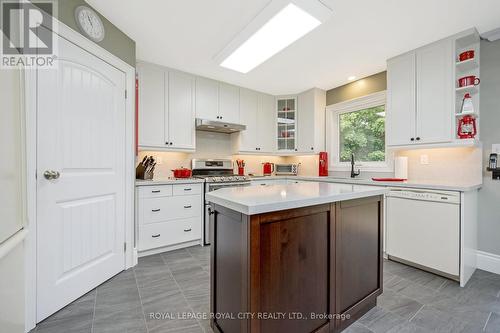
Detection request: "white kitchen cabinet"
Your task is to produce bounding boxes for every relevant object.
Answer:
[137,62,195,151]
[386,52,416,146]
[387,37,455,147]
[168,70,195,149]
[218,83,240,123]
[297,88,326,153]
[238,88,259,152]
[137,183,203,254]
[236,88,275,153]
[258,93,277,153]
[195,77,219,120]
[416,39,453,144]
[137,62,165,148]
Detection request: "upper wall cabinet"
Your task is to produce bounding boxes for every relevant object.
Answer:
[297,88,326,153]
[195,78,240,124]
[137,62,195,151]
[236,88,275,153]
[195,77,219,120]
[387,29,480,148]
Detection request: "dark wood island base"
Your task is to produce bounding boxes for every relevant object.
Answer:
[209,196,383,333]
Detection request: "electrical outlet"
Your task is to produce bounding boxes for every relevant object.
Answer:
[492,144,500,154]
[420,154,429,165]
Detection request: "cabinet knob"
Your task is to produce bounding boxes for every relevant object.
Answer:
[410,138,415,141]
[311,147,314,150]
[416,137,421,141]
[295,149,298,151]
[152,190,161,193]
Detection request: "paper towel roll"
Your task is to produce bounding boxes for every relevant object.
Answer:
[394,157,408,179]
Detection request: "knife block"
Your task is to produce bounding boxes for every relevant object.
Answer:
[136,164,154,180]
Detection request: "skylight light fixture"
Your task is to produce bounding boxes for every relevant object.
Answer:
[219,2,326,73]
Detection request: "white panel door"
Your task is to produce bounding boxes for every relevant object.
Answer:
[37,35,126,321]
[137,63,165,148]
[416,40,453,144]
[386,52,416,146]
[195,77,218,120]
[218,83,240,123]
[168,71,195,149]
[238,88,258,152]
[258,94,277,153]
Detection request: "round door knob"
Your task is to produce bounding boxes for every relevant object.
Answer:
[44,170,60,180]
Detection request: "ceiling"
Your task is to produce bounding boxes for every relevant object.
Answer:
[87,0,500,95]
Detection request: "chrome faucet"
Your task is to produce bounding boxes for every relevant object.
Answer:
[350,153,360,178]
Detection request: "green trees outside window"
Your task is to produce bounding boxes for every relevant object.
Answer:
[339,105,386,162]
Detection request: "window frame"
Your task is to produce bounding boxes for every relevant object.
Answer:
[326,91,393,172]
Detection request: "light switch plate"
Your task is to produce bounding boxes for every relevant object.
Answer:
[420,154,429,165]
[492,144,500,154]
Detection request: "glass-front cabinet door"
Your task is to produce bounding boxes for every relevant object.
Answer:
[277,97,297,152]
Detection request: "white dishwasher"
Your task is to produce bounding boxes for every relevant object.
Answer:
[386,188,460,279]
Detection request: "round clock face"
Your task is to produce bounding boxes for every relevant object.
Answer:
[75,6,105,42]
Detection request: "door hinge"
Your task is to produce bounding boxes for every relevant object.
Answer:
[124,242,127,252]
[125,89,127,99]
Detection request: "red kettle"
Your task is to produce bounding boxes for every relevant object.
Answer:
[262,162,274,176]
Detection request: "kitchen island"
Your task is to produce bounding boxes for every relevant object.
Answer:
[206,182,388,333]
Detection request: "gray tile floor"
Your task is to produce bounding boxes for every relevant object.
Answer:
[33,246,500,333]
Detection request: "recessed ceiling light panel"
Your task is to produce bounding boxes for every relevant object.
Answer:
[217,0,333,74]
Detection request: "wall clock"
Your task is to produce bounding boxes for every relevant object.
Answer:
[75,6,105,43]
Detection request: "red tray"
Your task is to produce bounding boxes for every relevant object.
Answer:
[371,178,407,182]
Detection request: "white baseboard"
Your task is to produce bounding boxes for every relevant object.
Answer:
[476,250,500,275]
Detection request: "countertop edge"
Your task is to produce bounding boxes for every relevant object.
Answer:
[135,179,205,186]
[250,176,482,192]
[206,186,388,215]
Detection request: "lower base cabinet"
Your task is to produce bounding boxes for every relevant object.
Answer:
[136,183,203,253]
[210,196,383,333]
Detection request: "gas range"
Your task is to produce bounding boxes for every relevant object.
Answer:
[191,159,250,184]
[192,158,252,245]
[196,175,250,183]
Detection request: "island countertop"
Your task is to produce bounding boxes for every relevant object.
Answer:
[206,181,388,215]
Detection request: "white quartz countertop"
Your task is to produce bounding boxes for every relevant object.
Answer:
[250,176,482,192]
[206,182,388,215]
[136,178,204,186]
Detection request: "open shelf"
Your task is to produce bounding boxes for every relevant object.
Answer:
[455,112,479,118]
[456,85,478,95]
[456,58,478,72]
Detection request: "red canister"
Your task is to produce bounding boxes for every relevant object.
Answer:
[458,75,480,88]
[458,50,475,62]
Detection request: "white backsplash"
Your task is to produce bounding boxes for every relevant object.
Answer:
[395,147,482,184]
[139,132,482,184]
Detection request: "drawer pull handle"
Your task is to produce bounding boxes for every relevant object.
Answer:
[152,234,160,238]
[152,209,161,212]
[184,228,192,232]
[184,205,192,209]
[152,190,161,193]
[184,188,192,191]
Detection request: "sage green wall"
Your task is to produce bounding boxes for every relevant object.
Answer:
[326,71,387,105]
[56,0,135,67]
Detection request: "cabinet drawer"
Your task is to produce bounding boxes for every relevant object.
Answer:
[137,185,173,198]
[138,218,201,251]
[140,195,201,225]
[172,183,202,196]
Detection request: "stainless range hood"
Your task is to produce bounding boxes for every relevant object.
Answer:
[195,118,246,134]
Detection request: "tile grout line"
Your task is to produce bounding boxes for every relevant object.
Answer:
[483,312,492,332]
[186,247,210,274]
[90,289,97,333]
[160,251,206,332]
[132,268,150,333]
[436,279,448,292]
[407,304,424,323]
